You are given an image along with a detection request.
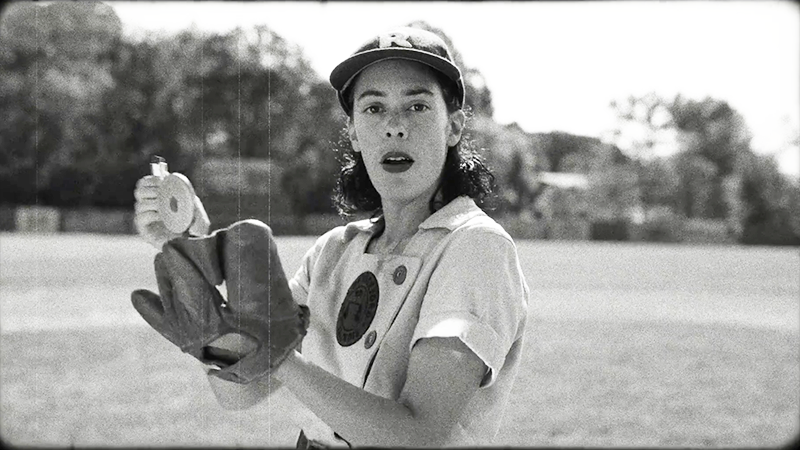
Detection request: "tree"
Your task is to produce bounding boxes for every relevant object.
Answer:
[0,6,349,212]
[670,152,718,219]
[669,95,751,178]
[737,152,800,245]
[636,158,681,210]
[0,0,123,206]
[607,93,752,220]
[468,118,546,214]
[607,93,675,160]
[607,92,799,244]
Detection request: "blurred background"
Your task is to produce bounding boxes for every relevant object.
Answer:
[1,1,798,448]
[1,0,798,245]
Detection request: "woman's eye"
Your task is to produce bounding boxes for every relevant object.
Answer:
[364,105,382,114]
[410,104,429,112]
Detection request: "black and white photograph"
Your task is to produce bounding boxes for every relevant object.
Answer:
[0,1,798,447]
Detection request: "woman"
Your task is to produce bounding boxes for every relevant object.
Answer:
[134,26,529,448]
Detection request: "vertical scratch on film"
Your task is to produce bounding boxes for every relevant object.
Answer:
[237,26,243,434]
[267,27,273,441]
[34,6,40,229]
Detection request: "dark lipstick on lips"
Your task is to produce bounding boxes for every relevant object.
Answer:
[381,151,414,173]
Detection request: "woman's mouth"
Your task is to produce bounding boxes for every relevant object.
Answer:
[381,152,414,173]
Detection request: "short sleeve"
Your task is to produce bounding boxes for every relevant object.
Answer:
[411,229,528,387]
[288,234,326,307]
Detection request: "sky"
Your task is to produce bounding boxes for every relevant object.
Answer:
[107,1,799,177]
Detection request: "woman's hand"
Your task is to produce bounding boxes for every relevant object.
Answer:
[133,175,210,249]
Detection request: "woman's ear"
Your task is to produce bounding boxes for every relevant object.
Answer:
[446,110,466,148]
[348,119,361,153]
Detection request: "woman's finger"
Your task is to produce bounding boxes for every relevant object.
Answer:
[134,210,162,229]
[135,198,159,214]
[135,176,163,200]
[136,175,163,189]
[134,185,160,201]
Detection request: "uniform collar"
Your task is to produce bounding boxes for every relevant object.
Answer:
[343,218,378,241]
[418,196,484,231]
[343,196,484,240]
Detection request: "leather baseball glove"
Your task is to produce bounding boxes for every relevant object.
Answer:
[131,219,310,384]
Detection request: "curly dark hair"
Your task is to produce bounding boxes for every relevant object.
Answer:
[332,68,496,217]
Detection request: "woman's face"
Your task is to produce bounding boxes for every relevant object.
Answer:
[348,59,464,205]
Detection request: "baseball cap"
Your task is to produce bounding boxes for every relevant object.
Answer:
[329,27,465,115]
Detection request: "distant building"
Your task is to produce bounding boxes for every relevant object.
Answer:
[193,157,283,196]
[536,172,589,190]
[192,157,295,231]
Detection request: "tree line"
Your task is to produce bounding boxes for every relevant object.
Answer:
[1,1,797,245]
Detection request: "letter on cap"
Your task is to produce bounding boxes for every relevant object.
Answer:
[379,32,413,49]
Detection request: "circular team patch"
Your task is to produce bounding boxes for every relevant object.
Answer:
[336,271,379,347]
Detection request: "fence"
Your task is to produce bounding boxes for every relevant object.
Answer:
[1,206,350,237]
[0,205,740,245]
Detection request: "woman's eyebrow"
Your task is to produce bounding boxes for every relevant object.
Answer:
[356,87,434,101]
[404,88,434,97]
[357,89,385,101]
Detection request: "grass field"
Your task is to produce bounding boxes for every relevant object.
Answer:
[1,233,798,447]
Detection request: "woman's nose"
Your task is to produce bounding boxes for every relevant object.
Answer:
[385,115,407,139]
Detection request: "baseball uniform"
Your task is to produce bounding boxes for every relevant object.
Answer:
[289,195,529,447]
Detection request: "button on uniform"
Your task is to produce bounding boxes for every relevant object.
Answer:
[364,330,377,349]
[393,265,407,285]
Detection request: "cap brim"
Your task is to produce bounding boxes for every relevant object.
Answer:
[330,47,462,91]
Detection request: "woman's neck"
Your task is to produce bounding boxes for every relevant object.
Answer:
[379,198,430,245]
[371,181,444,254]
